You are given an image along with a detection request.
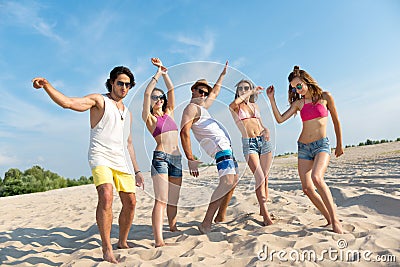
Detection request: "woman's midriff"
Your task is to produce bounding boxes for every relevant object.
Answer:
[236,118,264,138]
[154,130,181,155]
[298,117,328,143]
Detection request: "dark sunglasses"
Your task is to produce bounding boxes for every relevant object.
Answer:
[116,81,132,88]
[151,94,165,101]
[195,87,209,96]
[290,83,302,92]
[238,86,251,92]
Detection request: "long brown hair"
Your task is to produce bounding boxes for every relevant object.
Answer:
[150,88,167,114]
[234,79,257,103]
[287,66,323,104]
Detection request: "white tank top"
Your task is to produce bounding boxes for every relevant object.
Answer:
[88,94,131,173]
[191,104,231,158]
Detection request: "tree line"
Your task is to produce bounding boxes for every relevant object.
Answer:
[346,137,400,148]
[0,165,92,197]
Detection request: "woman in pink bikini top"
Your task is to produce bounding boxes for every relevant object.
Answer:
[142,58,182,247]
[266,65,344,234]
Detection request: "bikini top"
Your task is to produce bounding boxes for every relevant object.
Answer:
[152,114,178,137]
[237,103,261,121]
[300,98,328,122]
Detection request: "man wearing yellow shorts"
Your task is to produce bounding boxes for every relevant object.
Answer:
[32,66,144,264]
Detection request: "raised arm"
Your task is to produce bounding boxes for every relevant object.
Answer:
[204,61,228,109]
[266,85,298,123]
[32,77,102,112]
[142,58,164,122]
[229,85,264,112]
[324,91,344,157]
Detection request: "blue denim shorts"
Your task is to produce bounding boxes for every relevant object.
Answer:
[297,137,331,160]
[215,149,238,178]
[151,151,182,178]
[242,136,273,156]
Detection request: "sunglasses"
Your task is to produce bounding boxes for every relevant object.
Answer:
[195,87,209,96]
[238,86,251,92]
[290,83,302,92]
[116,81,132,88]
[151,94,165,101]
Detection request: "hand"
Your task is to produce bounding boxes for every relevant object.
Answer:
[135,172,145,190]
[220,61,228,76]
[266,85,275,99]
[254,86,265,94]
[335,145,344,158]
[261,128,270,141]
[188,159,203,177]
[32,77,49,89]
[151,57,168,73]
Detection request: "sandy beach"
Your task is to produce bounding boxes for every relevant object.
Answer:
[1,142,399,266]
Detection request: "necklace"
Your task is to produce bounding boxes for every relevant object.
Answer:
[109,94,124,120]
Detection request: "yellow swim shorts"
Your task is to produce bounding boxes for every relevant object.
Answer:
[92,165,136,193]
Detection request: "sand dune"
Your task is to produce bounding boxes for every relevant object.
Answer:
[1,142,399,266]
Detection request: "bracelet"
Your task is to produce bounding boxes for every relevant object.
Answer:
[135,170,141,175]
[151,76,158,83]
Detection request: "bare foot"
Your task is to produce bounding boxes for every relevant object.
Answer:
[198,224,211,234]
[332,220,343,234]
[117,241,133,249]
[155,242,166,248]
[169,226,180,232]
[155,242,178,248]
[263,217,273,226]
[103,248,118,264]
[214,215,225,223]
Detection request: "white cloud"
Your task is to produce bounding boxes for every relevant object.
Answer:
[167,30,215,59]
[0,153,20,166]
[0,1,66,45]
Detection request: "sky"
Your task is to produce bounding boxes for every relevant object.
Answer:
[0,0,399,179]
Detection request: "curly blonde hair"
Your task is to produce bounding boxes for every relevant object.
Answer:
[287,66,323,105]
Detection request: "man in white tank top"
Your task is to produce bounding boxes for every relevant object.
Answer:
[32,66,144,264]
[180,61,238,234]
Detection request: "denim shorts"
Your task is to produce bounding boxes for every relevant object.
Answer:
[297,137,331,160]
[151,151,182,178]
[215,149,238,178]
[242,136,273,156]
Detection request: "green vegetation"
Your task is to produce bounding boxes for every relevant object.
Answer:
[0,165,92,197]
[347,138,399,148]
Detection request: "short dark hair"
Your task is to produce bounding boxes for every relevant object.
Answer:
[105,66,135,92]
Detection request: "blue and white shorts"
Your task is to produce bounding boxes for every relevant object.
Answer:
[215,149,239,178]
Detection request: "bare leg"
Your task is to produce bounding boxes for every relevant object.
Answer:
[117,191,136,248]
[96,183,118,264]
[311,153,343,234]
[167,176,182,232]
[152,173,169,247]
[298,158,331,224]
[199,174,237,233]
[247,153,273,226]
[214,182,236,223]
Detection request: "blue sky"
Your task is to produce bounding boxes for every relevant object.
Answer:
[0,0,399,179]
